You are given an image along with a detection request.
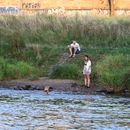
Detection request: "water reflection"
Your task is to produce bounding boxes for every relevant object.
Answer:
[0,90,130,130]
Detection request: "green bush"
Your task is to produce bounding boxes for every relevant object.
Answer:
[49,64,81,80]
[96,54,130,92]
[15,61,38,78]
[0,57,39,80]
[123,69,130,90]
[0,58,6,80]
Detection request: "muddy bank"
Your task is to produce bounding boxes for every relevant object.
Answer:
[0,77,129,95]
[0,77,101,94]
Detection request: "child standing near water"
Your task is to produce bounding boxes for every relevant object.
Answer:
[83,55,91,87]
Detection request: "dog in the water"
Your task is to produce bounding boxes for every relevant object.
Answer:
[43,86,53,95]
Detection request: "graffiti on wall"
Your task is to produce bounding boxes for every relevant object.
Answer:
[90,9,109,16]
[0,6,19,14]
[22,3,40,9]
[47,7,65,15]
[46,7,89,16]
[116,10,130,16]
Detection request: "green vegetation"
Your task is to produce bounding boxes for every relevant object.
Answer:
[0,57,39,80]
[49,64,81,79]
[96,54,130,92]
[0,14,130,92]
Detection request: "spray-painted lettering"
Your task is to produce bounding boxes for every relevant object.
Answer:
[47,7,65,15]
[22,3,40,9]
[0,7,19,14]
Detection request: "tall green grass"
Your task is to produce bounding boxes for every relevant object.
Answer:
[0,57,39,80]
[49,64,81,80]
[96,54,130,92]
[0,14,130,91]
[1,15,130,61]
[1,15,130,49]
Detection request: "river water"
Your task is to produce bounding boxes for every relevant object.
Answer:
[0,89,130,130]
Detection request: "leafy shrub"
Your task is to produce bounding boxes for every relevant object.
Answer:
[123,69,130,90]
[49,64,81,80]
[96,54,130,92]
[0,58,6,80]
[0,57,39,80]
[15,61,38,78]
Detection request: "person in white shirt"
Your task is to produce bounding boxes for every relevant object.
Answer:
[83,55,91,87]
[68,40,80,57]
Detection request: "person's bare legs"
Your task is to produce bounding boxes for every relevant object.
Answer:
[84,75,88,86]
[72,48,76,57]
[84,75,90,87]
[87,75,90,87]
[69,47,73,57]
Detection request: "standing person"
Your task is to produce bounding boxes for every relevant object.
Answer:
[68,40,80,57]
[83,55,91,87]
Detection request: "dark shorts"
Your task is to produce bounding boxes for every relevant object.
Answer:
[72,48,80,54]
[76,49,80,54]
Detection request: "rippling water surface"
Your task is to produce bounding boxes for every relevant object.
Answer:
[0,89,130,130]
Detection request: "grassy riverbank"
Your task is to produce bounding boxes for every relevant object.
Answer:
[0,14,130,92]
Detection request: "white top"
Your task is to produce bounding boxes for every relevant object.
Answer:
[70,43,80,51]
[84,60,91,73]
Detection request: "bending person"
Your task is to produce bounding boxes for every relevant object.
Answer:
[68,40,80,57]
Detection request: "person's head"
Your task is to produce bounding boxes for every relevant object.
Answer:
[72,40,76,44]
[84,55,89,61]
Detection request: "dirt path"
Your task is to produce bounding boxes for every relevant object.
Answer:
[58,53,70,65]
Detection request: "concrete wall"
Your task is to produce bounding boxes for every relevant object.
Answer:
[0,0,130,16]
